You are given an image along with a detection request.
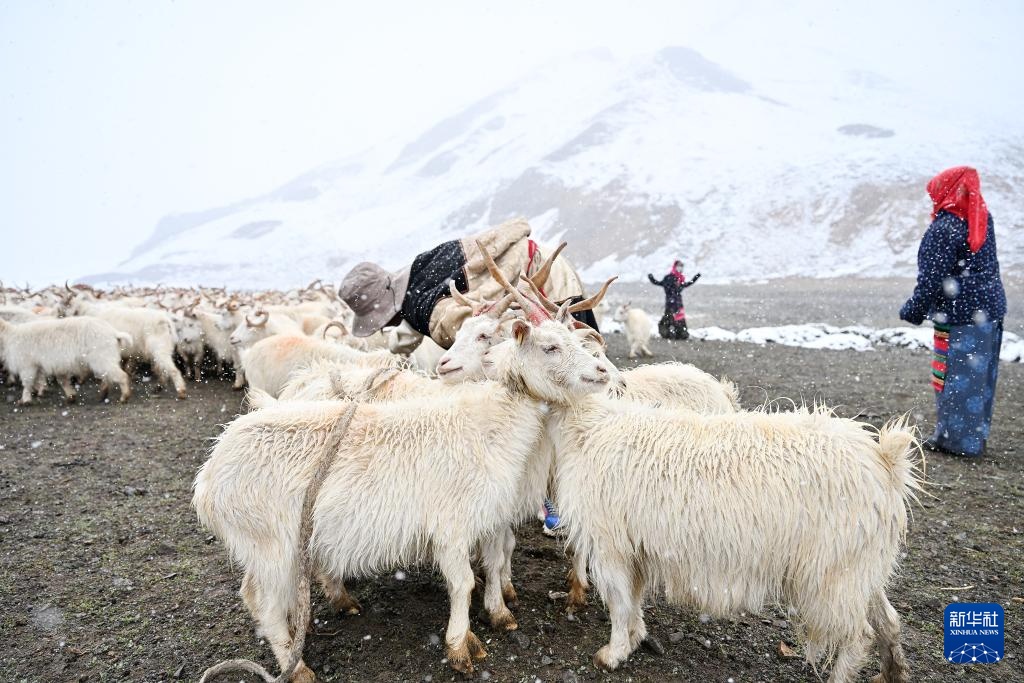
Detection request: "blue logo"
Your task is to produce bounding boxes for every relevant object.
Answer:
[944,603,1003,664]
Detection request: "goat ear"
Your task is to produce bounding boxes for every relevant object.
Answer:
[512,320,530,346]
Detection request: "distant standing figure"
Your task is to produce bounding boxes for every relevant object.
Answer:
[648,260,700,340]
[899,166,1005,457]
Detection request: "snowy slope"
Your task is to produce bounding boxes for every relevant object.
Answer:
[85,46,1024,288]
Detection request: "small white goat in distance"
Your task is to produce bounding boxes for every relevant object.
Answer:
[613,303,653,358]
[59,284,187,399]
[227,308,303,349]
[0,317,132,404]
[171,302,205,381]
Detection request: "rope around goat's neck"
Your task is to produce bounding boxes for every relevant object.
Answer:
[199,402,359,683]
[359,366,402,399]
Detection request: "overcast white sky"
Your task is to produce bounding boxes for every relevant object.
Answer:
[2,0,1021,286]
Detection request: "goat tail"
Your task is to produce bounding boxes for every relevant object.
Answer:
[245,387,276,411]
[877,414,926,505]
[719,376,741,410]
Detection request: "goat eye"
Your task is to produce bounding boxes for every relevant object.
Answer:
[543,345,560,354]
[476,333,488,341]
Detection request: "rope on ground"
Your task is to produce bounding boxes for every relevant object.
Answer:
[199,401,359,683]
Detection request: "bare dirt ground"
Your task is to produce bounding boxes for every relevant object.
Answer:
[1,279,1022,683]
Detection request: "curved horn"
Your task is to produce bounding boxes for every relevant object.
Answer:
[573,321,606,347]
[522,275,559,314]
[321,320,349,340]
[475,239,550,324]
[65,280,75,294]
[246,309,269,328]
[479,292,516,319]
[527,241,567,292]
[448,280,475,309]
[567,276,617,314]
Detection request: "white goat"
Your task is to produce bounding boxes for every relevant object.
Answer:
[544,398,921,681]
[240,334,402,398]
[0,304,38,323]
[0,317,132,404]
[193,317,610,680]
[227,309,303,350]
[194,308,245,388]
[613,303,653,358]
[61,295,187,399]
[275,360,440,404]
[172,309,205,381]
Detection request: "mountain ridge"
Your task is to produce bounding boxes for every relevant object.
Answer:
[85,45,1024,288]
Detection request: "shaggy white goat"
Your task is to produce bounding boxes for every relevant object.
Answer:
[0,317,132,404]
[171,309,205,381]
[612,303,653,358]
[543,398,921,682]
[274,361,439,404]
[193,308,245,388]
[0,304,38,323]
[227,309,303,349]
[193,317,610,679]
[61,294,187,399]
[240,334,402,398]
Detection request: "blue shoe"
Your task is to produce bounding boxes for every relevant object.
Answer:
[542,499,561,536]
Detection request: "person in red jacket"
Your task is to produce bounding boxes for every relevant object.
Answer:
[648,260,701,339]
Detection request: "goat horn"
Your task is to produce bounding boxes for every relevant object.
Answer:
[322,320,348,340]
[567,276,617,314]
[522,275,559,314]
[65,280,74,293]
[475,239,550,324]
[527,241,567,292]
[246,310,269,327]
[480,292,516,319]
[448,280,475,309]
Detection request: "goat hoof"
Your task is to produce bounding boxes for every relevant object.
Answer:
[489,607,518,631]
[290,663,316,683]
[328,596,362,616]
[446,643,475,674]
[593,645,624,671]
[566,591,587,615]
[501,583,519,607]
[466,631,487,661]
[641,635,665,656]
[176,390,187,400]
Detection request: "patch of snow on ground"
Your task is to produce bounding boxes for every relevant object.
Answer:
[688,324,1022,362]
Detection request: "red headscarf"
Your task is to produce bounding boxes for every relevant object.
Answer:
[927,166,989,253]
[669,260,685,284]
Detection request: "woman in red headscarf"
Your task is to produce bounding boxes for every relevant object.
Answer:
[899,167,1006,457]
[648,260,701,339]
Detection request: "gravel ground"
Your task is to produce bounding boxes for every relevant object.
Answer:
[1,279,1021,683]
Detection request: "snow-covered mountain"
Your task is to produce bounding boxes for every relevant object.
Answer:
[86,46,1024,287]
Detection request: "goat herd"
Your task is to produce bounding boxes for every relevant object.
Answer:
[1,241,922,683]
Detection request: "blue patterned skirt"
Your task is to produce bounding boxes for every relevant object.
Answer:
[931,320,1002,456]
